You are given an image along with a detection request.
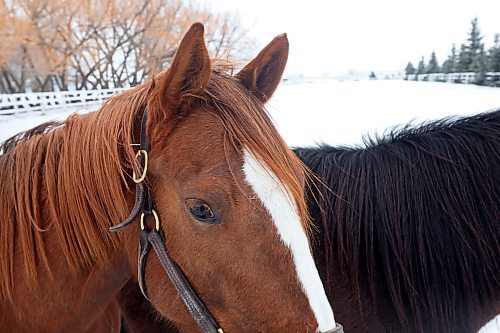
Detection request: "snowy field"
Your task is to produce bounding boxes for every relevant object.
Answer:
[270,79,500,147]
[0,79,499,332]
[2,79,500,145]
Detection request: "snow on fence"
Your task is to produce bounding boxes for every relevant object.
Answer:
[0,88,126,115]
[407,72,500,84]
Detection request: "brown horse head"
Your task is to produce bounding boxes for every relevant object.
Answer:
[119,23,336,332]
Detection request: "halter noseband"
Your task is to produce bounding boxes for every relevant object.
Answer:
[109,108,344,333]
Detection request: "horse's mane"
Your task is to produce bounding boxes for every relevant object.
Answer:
[295,110,500,332]
[0,63,308,300]
[0,84,146,300]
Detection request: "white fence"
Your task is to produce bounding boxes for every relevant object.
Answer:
[407,72,500,84]
[2,73,499,116]
[0,88,126,115]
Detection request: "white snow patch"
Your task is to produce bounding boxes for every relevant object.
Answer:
[0,104,98,143]
[268,79,500,148]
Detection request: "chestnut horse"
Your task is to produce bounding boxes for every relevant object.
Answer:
[0,23,340,332]
[118,111,500,332]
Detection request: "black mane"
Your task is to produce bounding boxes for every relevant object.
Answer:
[295,110,500,332]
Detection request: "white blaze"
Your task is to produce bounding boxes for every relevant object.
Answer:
[242,149,336,332]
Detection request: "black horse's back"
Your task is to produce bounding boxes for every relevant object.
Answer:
[295,110,500,333]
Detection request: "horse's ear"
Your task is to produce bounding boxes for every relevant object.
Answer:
[236,34,289,103]
[156,22,210,114]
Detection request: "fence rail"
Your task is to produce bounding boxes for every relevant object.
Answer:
[406,72,500,84]
[0,88,126,115]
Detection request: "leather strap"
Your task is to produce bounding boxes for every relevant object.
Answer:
[137,229,151,301]
[148,229,221,333]
[110,108,224,333]
[109,183,145,231]
[109,110,150,232]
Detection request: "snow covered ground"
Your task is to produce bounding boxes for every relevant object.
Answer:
[270,79,500,148]
[0,103,100,142]
[0,79,499,332]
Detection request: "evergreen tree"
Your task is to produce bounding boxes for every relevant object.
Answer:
[405,62,415,75]
[416,57,426,74]
[466,17,484,71]
[442,45,457,74]
[468,18,483,54]
[427,51,440,73]
[456,44,471,72]
[442,60,452,74]
[488,34,500,72]
[403,18,500,85]
[455,19,484,72]
[471,45,487,84]
[450,44,457,72]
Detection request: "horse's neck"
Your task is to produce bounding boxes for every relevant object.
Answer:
[1,240,131,331]
[311,141,499,332]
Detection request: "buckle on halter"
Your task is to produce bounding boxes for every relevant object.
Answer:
[133,149,148,183]
[140,209,160,232]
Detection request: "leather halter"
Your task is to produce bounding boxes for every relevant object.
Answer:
[109,108,345,333]
[110,109,223,333]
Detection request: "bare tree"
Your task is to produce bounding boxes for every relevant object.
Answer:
[0,0,253,93]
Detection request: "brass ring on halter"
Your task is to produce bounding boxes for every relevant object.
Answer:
[133,150,148,183]
[140,209,160,232]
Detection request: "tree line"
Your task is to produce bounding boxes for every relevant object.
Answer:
[405,18,500,86]
[0,0,253,93]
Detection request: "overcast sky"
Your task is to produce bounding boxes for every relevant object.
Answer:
[202,0,500,76]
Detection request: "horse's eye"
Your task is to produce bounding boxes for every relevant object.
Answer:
[186,199,219,224]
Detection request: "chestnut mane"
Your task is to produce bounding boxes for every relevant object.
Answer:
[0,65,309,300]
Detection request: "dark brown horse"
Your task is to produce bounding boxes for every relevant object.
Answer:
[118,111,500,332]
[0,23,339,332]
[298,110,500,332]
